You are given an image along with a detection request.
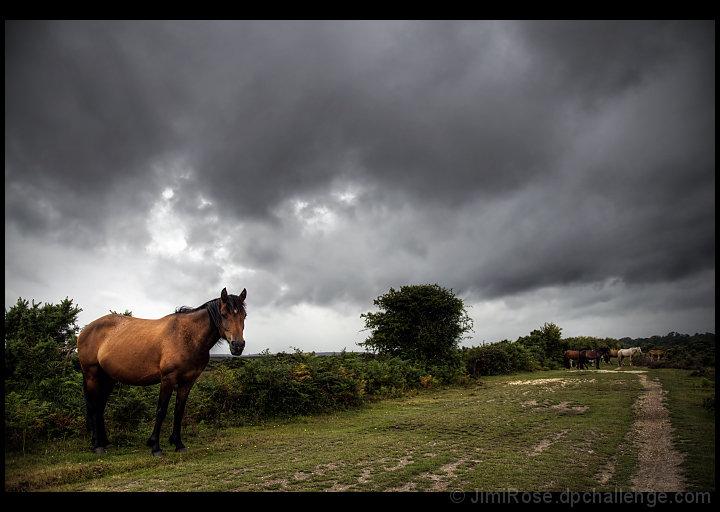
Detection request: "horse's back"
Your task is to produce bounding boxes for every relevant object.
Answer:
[77,314,134,362]
[618,347,637,356]
[78,314,175,384]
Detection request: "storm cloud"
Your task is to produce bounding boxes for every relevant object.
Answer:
[5,20,714,351]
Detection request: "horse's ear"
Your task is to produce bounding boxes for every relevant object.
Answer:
[221,288,228,303]
[240,288,247,301]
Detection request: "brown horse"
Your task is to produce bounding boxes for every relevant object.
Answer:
[578,348,611,370]
[77,287,247,456]
[649,349,666,361]
[563,350,582,368]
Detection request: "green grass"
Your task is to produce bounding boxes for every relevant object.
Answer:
[5,369,713,492]
[650,368,715,491]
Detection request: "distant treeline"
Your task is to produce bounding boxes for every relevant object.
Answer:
[619,331,715,348]
[618,331,715,370]
[462,329,715,378]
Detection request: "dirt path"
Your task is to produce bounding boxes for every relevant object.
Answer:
[628,372,686,491]
[524,370,687,491]
[590,370,687,490]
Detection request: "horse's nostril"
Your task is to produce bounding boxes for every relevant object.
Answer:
[230,340,245,355]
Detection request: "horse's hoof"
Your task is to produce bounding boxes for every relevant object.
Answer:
[93,446,106,454]
[152,450,164,457]
[175,447,188,453]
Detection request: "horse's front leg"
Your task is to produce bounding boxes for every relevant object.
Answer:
[169,380,197,453]
[147,379,174,456]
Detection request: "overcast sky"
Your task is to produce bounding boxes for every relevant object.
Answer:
[5,20,715,355]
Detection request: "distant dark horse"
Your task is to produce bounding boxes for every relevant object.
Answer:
[578,348,611,370]
[77,288,247,456]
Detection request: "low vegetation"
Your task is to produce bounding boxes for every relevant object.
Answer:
[5,368,714,492]
[4,290,715,492]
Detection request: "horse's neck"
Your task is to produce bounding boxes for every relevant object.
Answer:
[181,309,220,353]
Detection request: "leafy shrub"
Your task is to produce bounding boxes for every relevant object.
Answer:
[191,366,246,425]
[4,297,87,449]
[103,384,158,444]
[186,350,446,426]
[359,284,473,366]
[462,340,535,377]
[5,392,54,452]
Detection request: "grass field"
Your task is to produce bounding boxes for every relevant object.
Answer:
[4,368,714,492]
[652,368,715,491]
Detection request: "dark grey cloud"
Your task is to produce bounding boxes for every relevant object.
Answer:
[5,20,715,343]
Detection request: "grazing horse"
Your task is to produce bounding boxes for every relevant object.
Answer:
[649,349,666,361]
[563,350,582,368]
[578,347,611,370]
[609,349,619,358]
[77,288,247,456]
[617,347,642,367]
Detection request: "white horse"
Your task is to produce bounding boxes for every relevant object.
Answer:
[617,347,642,367]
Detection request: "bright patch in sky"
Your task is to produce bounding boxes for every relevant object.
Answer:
[145,189,188,257]
[288,198,339,234]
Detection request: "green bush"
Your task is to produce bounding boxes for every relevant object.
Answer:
[4,297,87,449]
[359,284,473,366]
[186,351,443,426]
[515,322,563,369]
[104,384,158,444]
[462,340,535,377]
[5,392,54,452]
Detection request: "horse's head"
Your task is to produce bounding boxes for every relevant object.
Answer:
[599,347,611,363]
[219,287,247,356]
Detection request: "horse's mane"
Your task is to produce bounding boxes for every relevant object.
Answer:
[174,294,247,333]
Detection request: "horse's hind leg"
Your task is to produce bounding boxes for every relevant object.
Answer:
[84,367,116,453]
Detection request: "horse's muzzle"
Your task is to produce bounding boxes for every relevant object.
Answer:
[229,340,245,356]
